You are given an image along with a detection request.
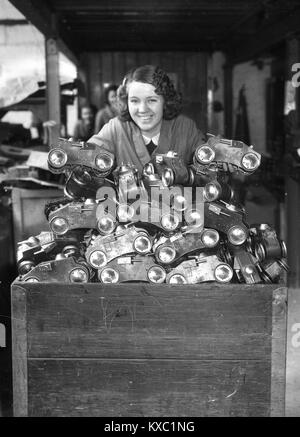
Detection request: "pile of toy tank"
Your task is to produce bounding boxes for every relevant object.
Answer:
[17,135,288,285]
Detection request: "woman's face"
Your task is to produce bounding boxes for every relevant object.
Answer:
[108,90,117,107]
[127,81,164,136]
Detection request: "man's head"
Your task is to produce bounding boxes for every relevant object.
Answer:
[81,105,95,124]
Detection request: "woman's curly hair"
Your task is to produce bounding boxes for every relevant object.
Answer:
[117,65,182,122]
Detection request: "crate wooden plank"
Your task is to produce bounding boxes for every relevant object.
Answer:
[271,286,287,416]
[286,287,300,416]
[22,283,276,360]
[11,285,28,417]
[27,359,271,417]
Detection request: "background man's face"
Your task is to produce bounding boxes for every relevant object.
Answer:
[81,107,94,123]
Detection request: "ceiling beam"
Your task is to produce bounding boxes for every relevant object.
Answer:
[49,0,253,12]
[0,19,29,25]
[66,25,229,33]
[62,15,241,24]
[73,38,214,52]
[9,0,79,66]
[217,0,265,42]
[228,7,300,64]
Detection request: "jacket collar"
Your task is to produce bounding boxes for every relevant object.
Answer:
[130,118,173,164]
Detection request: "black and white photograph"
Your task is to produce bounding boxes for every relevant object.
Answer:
[0,0,300,420]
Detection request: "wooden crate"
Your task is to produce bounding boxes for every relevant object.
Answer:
[11,188,63,250]
[11,283,287,417]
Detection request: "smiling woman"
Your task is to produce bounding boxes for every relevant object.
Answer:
[127,81,164,138]
[87,65,205,175]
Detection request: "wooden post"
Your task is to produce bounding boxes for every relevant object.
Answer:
[285,38,300,288]
[0,323,5,348]
[45,37,60,145]
[285,37,300,416]
[224,62,233,137]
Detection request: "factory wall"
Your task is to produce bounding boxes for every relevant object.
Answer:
[233,59,272,155]
[232,59,279,229]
